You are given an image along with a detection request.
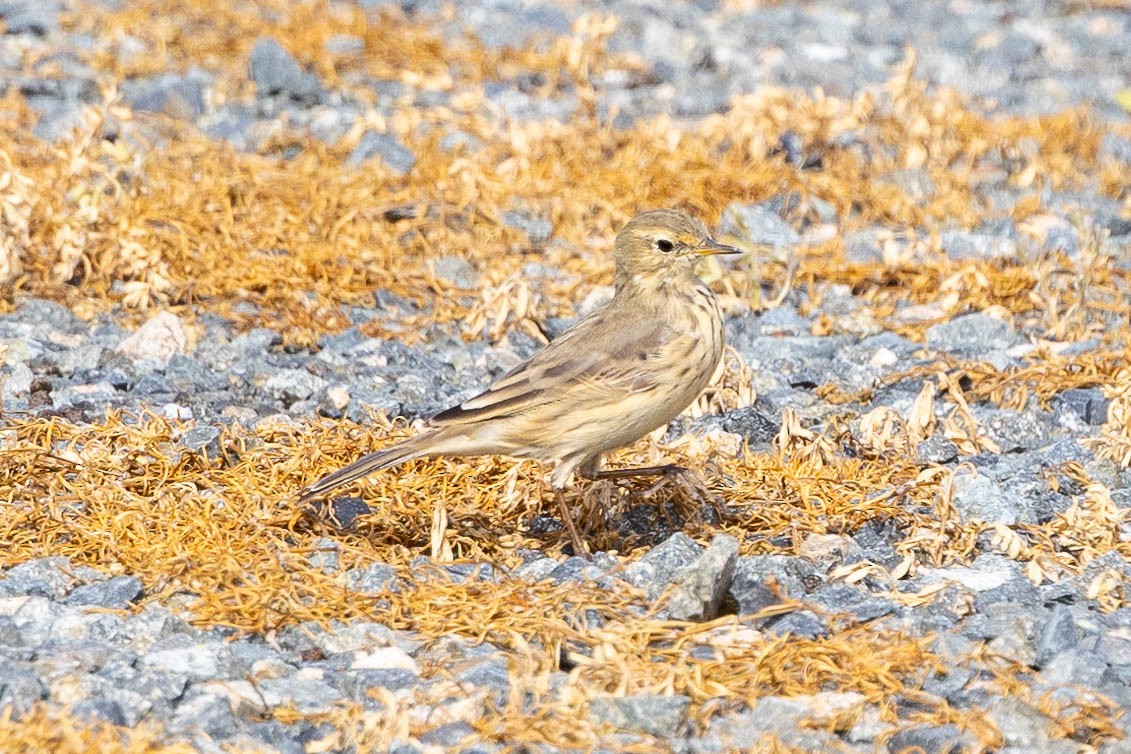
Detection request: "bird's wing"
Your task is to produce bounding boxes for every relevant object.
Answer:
[428,304,667,427]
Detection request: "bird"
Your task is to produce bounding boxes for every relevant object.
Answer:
[300,209,741,551]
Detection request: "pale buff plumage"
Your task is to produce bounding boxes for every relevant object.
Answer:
[300,209,740,548]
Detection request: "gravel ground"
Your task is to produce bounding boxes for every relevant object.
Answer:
[2,0,1130,753]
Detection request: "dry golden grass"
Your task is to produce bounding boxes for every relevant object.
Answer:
[2,0,1130,749]
[0,704,196,754]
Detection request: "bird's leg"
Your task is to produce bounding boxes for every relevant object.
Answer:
[554,488,589,555]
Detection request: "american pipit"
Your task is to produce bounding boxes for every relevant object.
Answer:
[300,209,741,551]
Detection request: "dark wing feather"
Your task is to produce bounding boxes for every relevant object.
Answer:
[429,304,666,427]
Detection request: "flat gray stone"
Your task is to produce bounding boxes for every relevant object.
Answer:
[588,694,690,739]
[249,37,322,102]
[667,534,738,622]
[925,313,1021,357]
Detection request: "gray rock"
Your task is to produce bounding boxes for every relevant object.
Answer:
[249,37,322,102]
[1098,630,1131,684]
[464,4,572,49]
[1056,388,1109,425]
[720,406,778,445]
[200,103,261,150]
[3,557,74,599]
[1035,605,1081,668]
[1041,222,1080,255]
[0,0,59,35]
[921,663,977,705]
[419,721,476,747]
[879,168,936,201]
[0,660,46,715]
[951,467,1016,525]
[513,556,559,582]
[71,697,128,727]
[851,521,901,566]
[180,425,222,455]
[547,556,605,584]
[970,603,1040,666]
[138,642,237,680]
[324,34,364,55]
[984,695,1076,750]
[917,436,959,464]
[976,408,1051,453]
[808,584,897,624]
[64,576,143,609]
[256,675,341,713]
[346,130,416,175]
[720,203,799,248]
[798,533,864,572]
[0,615,21,646]
[924,554,1026,597]
[45,345,104,376]
[439,130,483,153]
[116,605,195,653]
[941,229,1016,260]
[308,537,340,573]
[457,744,501,754]
[705,696,845,751]
[116,311,188,368]
[622,533,702,600]
[346,563,398,594]
[389,742,423,754]
[748,307,811,337]
[297,620,409,656]
[320,497,368,530]
[264,368,326,404]
[729,555,816,616]
[924,313,1021,357]
[501,211,553,246]
[51,381,117,411]
[1,362,34,403]
[437,561,504,584]
[166,688,242,742]
[124,73,208,119]
[29,95,92,143]
[1100,133,1131,166]
[165,353,227,392]
[13,298,81,331]
[432,255,478,289]
[1041,647,1108,688]
[886,723,978,753]
[667,534,738,622]
[588,694,690,738]
[84,671,172,725]
[766,610,827,639]
[339,668,419,702]
[454,655,510,706]
[970,568,1042,610]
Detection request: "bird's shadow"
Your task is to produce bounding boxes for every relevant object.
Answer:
[564,469,723,552]
[292,468,724,555]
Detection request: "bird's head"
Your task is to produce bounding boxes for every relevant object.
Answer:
[613,209,741,291]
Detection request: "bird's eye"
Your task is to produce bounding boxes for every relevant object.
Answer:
[656,239,674,253]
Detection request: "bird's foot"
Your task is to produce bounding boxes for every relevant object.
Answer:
[591,463,721,511]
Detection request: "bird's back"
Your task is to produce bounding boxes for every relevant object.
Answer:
[428,279,725,464]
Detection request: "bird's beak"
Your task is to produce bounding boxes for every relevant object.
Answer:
[693,238,743,256]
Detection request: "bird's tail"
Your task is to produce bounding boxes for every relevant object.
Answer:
[298,432,437,503]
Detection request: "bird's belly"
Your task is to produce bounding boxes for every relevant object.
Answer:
[530,367,712,462]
